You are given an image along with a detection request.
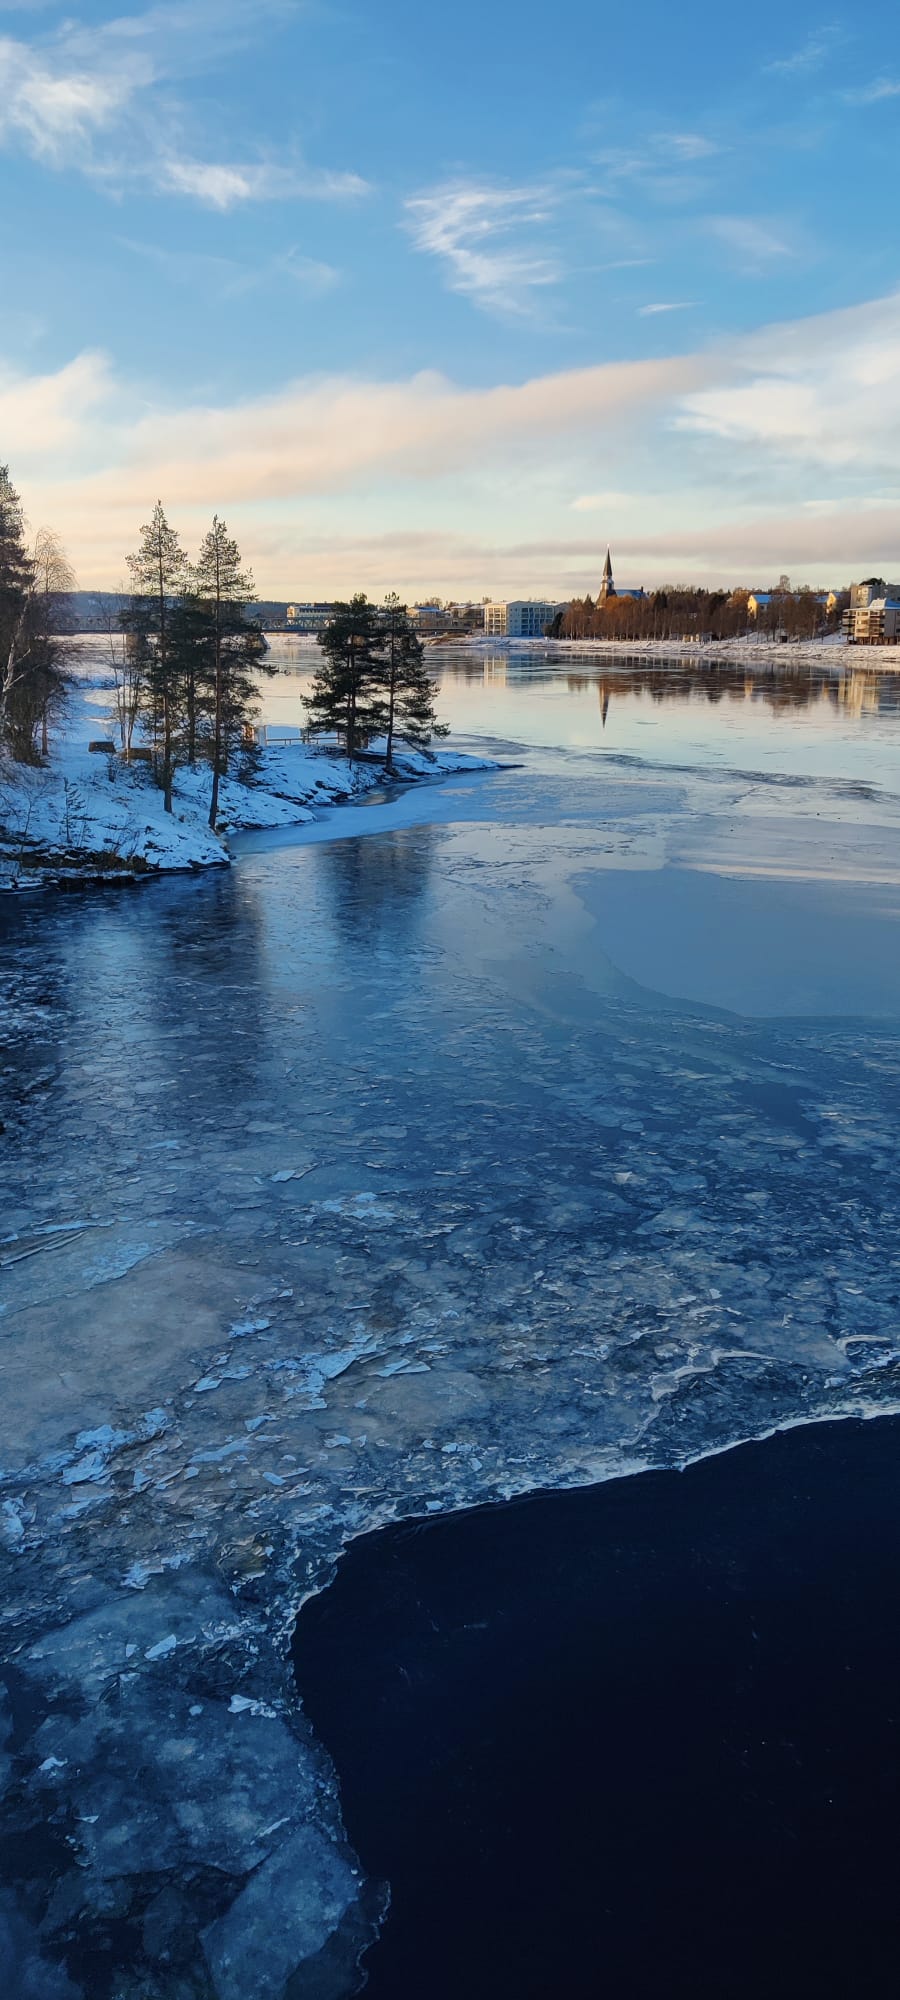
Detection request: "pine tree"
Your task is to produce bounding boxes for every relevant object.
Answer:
[306,596,387,760]
[167,592,214,769]
[1,468,73,761]
[376,594,447,767]
[193,518,268,829]
[127,502,190,812]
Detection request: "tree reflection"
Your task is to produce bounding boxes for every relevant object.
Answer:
[312,823,438,954]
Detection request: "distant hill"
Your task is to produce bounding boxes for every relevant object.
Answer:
[66,592,294,632]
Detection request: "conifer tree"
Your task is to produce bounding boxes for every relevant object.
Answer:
[167,592,214,770]
[193,517,267,829]
[306,596,386,760]
[1,467,73,761]
[376,594,447,768]
[127,502,189,812]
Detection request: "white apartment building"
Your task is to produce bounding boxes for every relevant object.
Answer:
[484,600,564,638]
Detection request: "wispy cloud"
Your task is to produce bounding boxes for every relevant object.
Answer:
[654,131,719,161]
[590,128,719,207]
[844,76,900,105]
[638,301,695,316]
[404,179,562,316]
[0,3,368,205]
[157,156,367,209]
[765,23,843,75]
[117,236,341,298]
[0,32,148,161]
[705,215,793,267]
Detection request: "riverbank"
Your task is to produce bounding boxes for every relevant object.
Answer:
[448,631,900,670]
[293,1411,900,2000]
[0,657,495,890]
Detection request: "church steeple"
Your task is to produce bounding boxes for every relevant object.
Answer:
[599,547,616,602]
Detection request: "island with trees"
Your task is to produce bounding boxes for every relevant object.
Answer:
[0,473,483,890]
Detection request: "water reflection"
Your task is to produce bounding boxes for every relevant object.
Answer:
[253,639,900,796]
[313,824,437,952]
[439,653,900,719]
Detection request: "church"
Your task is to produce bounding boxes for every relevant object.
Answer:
[598,548,644,604]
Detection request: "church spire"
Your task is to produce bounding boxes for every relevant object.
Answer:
[599,546,615,601]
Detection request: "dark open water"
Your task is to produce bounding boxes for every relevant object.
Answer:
[294,1415,900,1999]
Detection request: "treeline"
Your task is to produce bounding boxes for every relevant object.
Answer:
[0,465,74,762]
[553,587,848,642]
[1,466,449,821]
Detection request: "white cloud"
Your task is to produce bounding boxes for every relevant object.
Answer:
[655,131,719,161]
[0,32,147,159]
[844,77,900,105]
[705,215,793,266]
[9,289,900,592]
[276,251,341,295]
[0,4,367,204]
[676,289,900,470]
[404,179,561,316]
[157,156,368,209]
[766,24,843,75]
[0,350,112,457]
[638,302,695,316]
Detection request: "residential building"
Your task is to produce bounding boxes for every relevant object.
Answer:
[506,600,564,638]
[483,602,508,636]
[847,579,900,642]
[409,602,487,635]
[286,602,334,632]
[747,589,836,620]
[408,604,451,634]
[507,600,566,637]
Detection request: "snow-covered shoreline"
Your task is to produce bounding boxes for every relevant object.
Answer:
[0,658,496,893]
[448,631,900,670]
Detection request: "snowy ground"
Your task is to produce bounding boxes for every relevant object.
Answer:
[0,651,495,890]
[452,630,900,670]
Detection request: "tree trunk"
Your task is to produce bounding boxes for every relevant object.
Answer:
[209,613,223,829]
[1,599,31,719]
[163,689,173,813]
[346,643,357,760]
[384,622,397,771]
[385,671,396,771]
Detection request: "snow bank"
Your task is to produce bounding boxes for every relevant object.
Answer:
[0,660,496,891]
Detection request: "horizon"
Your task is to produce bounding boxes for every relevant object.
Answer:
[3,0,900,595]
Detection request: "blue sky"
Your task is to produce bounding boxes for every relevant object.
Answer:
[2,0,900,594]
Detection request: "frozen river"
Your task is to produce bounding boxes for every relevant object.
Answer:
[2,643,900,1997]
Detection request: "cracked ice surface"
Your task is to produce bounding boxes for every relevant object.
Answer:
[1,729,900,1997]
